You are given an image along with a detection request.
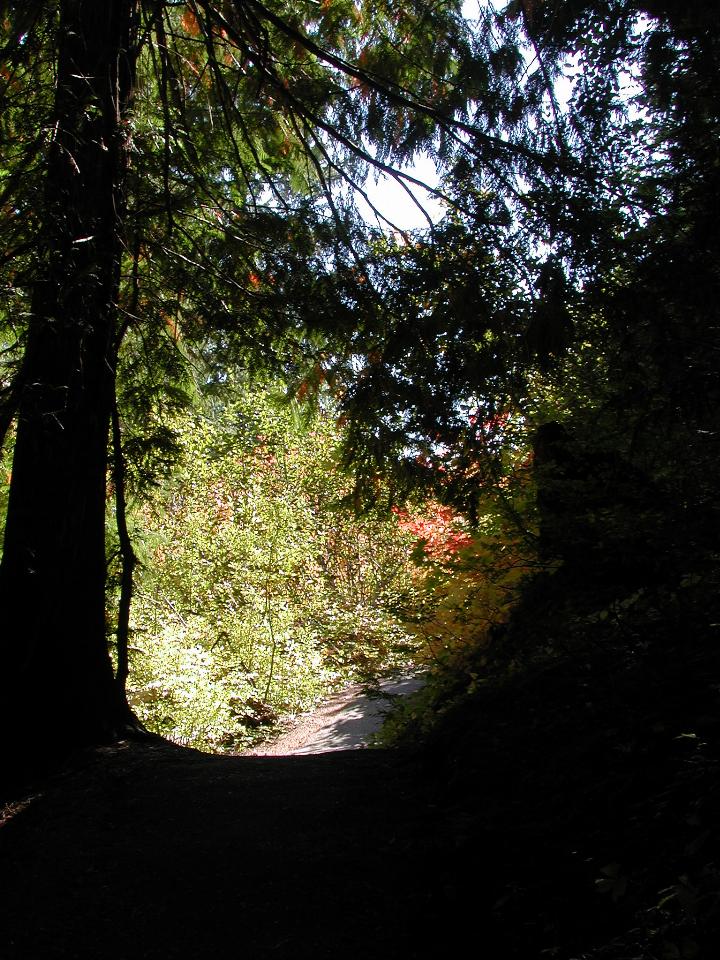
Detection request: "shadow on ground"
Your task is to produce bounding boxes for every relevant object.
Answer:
[0,740,467,960]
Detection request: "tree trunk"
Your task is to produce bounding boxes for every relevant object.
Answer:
[0,1,140,770]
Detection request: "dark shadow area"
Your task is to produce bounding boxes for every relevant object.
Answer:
[0,740,468,960]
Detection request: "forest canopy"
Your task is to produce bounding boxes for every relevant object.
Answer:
[0,0,717,774]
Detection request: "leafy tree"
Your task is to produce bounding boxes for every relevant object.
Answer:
[316,4,720,799]
[333,0,719,566]
[0,0,488,761]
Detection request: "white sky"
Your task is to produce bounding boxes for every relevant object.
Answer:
[358,152,445,231]
[353,1,485,230]
[354,0,583,232]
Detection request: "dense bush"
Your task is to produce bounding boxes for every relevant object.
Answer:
[109,384,422,749]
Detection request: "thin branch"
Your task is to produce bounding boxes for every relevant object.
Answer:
[237,0,567,170]
[110,381,138,697]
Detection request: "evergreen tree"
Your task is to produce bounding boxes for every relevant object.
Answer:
[0,0,502,762]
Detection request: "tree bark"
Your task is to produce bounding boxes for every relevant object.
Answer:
[0,1,140,769]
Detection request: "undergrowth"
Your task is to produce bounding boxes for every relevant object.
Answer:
[377,550,720,958]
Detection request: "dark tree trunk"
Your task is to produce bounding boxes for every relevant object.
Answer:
[0,1,140,770]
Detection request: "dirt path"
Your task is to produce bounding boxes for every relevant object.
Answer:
[245,675,424,756]
[0,739,467,960]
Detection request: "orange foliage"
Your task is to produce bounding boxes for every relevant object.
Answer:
[394,496,535,664]
[393,503,473,561]
[180,9,201,36]
[162,313,180,341]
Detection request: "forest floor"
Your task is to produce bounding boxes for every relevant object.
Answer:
[0,739,469,960]
[3,592,719,960]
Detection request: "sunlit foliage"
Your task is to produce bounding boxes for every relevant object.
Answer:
[109,380,420,748]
